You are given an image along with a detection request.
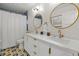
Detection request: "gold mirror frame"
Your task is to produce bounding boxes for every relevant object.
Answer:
[50,3,79,29]
[33,14,42,30]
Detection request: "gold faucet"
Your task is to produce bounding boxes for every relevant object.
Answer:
[58,30,64,38]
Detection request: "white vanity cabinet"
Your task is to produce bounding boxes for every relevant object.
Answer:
[24,35,50,56]
[24,35,75,56]
[24,33,79,56]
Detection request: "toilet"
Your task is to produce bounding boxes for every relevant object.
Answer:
[16,39,24,50]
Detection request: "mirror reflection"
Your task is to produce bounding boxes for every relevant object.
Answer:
[33,14,42,29]
[50,3,79,29]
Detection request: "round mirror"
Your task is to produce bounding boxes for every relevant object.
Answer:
[33,14,42,29]
[50,3,79,29]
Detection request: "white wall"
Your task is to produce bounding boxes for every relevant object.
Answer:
[28,3,79,40]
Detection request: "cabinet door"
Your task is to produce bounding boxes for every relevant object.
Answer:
[51,47,73,56]
[27,36,35,56]
[1,11,9,49]
[38,41,50,56]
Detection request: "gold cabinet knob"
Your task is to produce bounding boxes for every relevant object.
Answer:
[33,51,37,55]
[34,39,37,40]
[34,45,37,48]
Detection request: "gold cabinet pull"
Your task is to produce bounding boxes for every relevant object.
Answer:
[34,45,37,48]
[33,51,37,55]
[49,48,51,55]
[34,39,37,40]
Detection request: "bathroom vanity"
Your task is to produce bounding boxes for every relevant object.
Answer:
[24,3,79,56]
[24,33,79,56]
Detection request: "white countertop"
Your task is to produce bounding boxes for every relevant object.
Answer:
[26,33,79,53]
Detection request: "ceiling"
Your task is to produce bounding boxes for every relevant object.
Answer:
[0,3,38,14]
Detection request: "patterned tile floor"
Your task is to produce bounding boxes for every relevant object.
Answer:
[0,46,28,56]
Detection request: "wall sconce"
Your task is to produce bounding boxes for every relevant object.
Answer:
[33,8,39,11]
[32,5,43,13]
[32,6,39,13]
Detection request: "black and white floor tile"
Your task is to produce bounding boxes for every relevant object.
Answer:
[0,46,28,56]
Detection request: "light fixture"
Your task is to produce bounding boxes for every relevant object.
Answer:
[32,4,43,13]
[32,6,39,12]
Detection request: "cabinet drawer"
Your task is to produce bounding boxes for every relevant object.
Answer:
[27,37,38,55]
[28,37,38,45]
[28,37,38,47]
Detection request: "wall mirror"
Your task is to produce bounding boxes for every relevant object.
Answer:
[50,3,79,29]
[33,14,42,29]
